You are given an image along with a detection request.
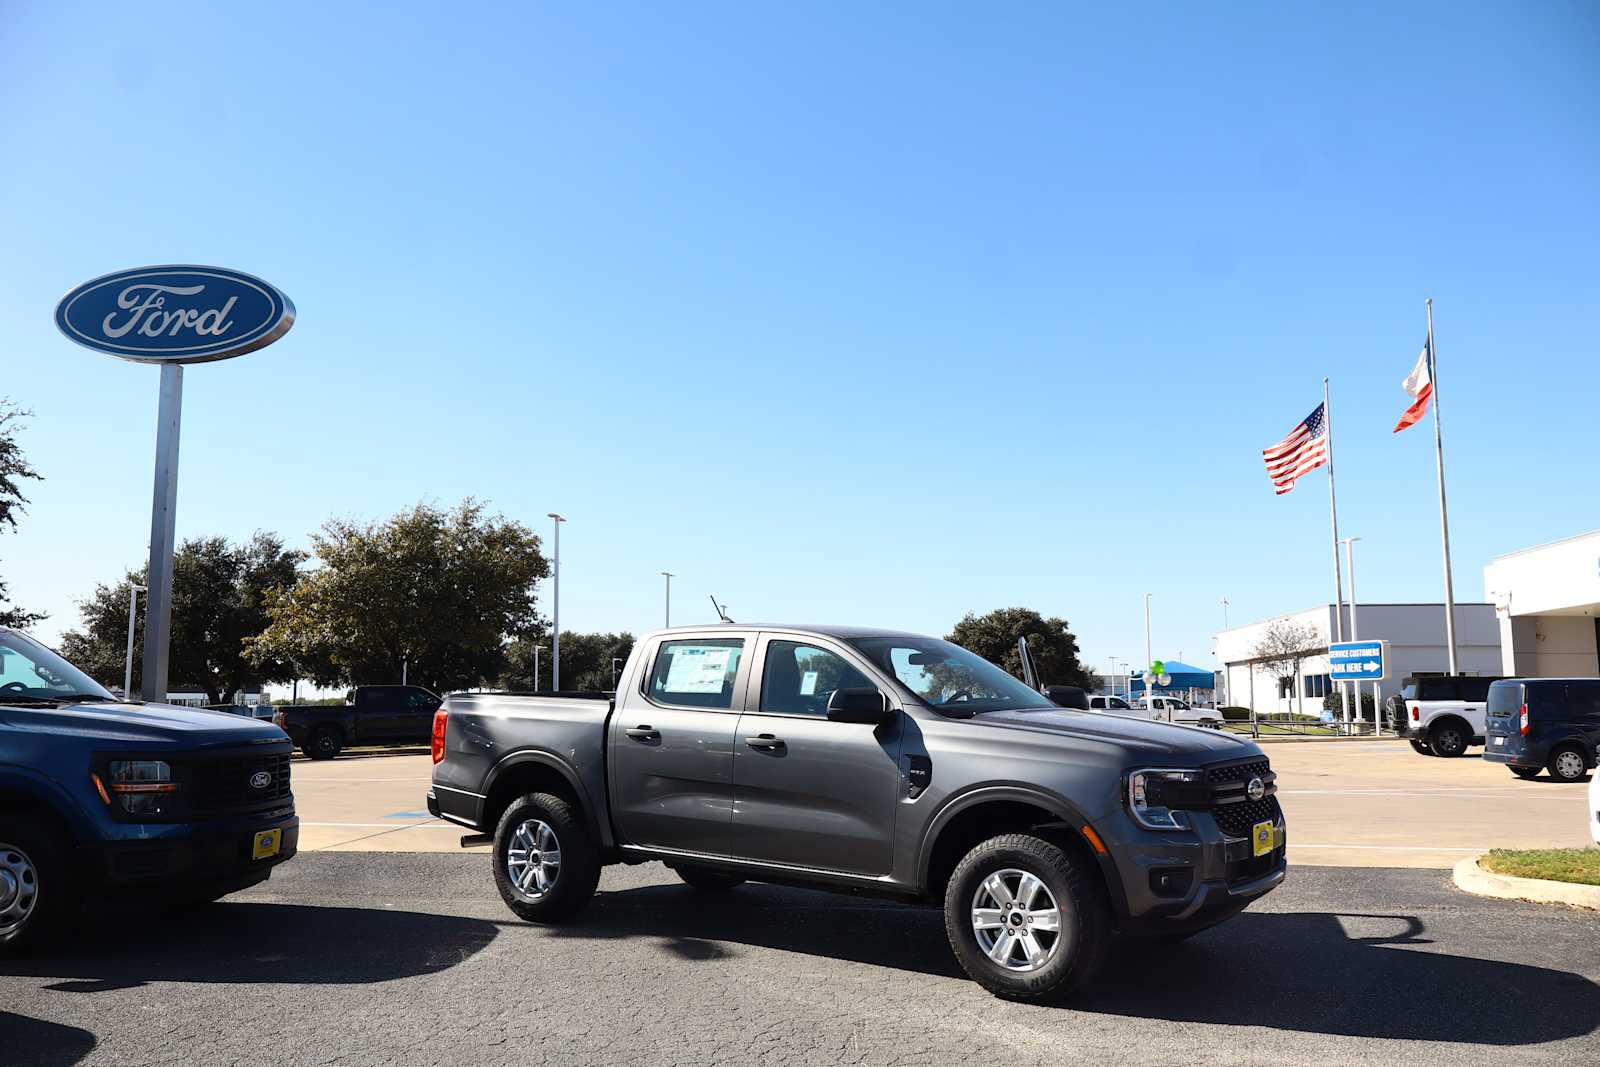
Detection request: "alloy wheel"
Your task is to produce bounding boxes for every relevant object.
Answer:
[506,819,562,899]
[970,868,1062,972]
[0,843,39,937]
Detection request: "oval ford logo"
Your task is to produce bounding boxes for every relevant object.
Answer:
[55,265,294,364]
[250,771,273,790]
[1246,776,1266,802]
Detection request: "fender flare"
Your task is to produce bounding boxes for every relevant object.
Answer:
[916,783,1129,916]
[0,765,96,841]
[481,749,610,848]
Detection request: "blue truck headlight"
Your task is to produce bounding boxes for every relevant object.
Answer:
[105,760,179,816]
[1126,768,1203,831]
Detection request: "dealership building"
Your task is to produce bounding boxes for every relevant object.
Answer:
[1215,602,1500,716]
[1483,529,1600,677]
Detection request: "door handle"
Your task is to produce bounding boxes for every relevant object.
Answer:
[625,726,660,742]
[744,734,785,751]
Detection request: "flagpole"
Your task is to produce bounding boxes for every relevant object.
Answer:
[1426,299,1460,674]
[1324,377,1349,723]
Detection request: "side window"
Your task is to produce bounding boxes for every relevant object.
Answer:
[1109,697,1129,710]
[646,639,744,710]
[760,641,875,717]
[1417,677,1457,701]
[1460,678,1494,703]
[1570,682,1600,721]
[408,689,438,709]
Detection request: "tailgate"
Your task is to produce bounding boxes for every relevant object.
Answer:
[1483,683,1526,760]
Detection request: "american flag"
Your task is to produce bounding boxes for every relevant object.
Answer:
[1262,402,1328,495]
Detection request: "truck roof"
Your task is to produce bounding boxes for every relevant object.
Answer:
[646,623,932,641]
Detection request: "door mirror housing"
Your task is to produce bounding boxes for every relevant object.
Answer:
[826,687,893,725]
[1043,685,1089,710]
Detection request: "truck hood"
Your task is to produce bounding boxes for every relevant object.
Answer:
[972,707,1260,763]
[0,700,288,748]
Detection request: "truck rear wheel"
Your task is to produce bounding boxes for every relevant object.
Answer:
[492,793,599,923]
[0,816,65,957]
[943,833,1110,1003]
[305,728,342,760]
[1408,739,1434,756]
[1429,721,1468,758]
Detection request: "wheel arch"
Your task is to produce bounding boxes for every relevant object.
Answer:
[481,750,609,848]
[917,786,1128,920]
[0,768,94,843]
[1428,714,1473,741]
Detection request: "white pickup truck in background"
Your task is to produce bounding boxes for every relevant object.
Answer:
[1088,693,1225,730]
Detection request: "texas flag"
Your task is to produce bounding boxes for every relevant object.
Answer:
[1392,338,1434,433]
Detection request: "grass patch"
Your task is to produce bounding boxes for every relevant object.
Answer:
[1482,848,1600,887]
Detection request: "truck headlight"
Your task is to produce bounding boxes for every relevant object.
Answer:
[1126,768,1203,831]
[105,760,180,816]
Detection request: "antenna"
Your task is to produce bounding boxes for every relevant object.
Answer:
[708,594,734,623]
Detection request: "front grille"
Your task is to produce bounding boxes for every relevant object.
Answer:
[1207,758,1270,786]
[190,751,292,813]
[1204,756,1280,839]
[1213,794,1282,838]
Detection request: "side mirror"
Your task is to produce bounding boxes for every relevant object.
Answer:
[827,687,893,725]
[1043,685,1089,710]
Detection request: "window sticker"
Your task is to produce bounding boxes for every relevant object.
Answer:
[799,670,819,696]
[663,646,733,694]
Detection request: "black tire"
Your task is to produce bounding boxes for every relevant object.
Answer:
[943,834,1110,1003]
[1547,746,1590,783]
[1409,738,1434,757]
[673,865,745,892]
[1429,721,1468,758]
[492,793,600,923]
[1510,766,1542,780]
[305,728,342,760]
[0,815,67,957]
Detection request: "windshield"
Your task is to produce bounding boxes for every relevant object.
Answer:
[849,636,1052,715]
[0,629,115,702]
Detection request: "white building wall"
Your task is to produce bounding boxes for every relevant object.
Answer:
[1216,603,1499,715]
[1483,531,1600,678]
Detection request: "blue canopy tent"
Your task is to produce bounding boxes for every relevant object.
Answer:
[1129,660,1215,696]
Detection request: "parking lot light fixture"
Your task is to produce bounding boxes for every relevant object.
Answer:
[661,572,674,628]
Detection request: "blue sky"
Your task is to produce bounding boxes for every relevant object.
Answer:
[2,2,1596,679]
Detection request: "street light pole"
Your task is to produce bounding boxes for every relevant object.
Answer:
[547,513,565,690]
[124,584,147,700]
[661,571,674,628]
[1143,593,1153,704]
[532,645,545,691]
[1219,597,1230,707]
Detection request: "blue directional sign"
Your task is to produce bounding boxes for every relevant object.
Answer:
[55,265,294,364]
[1328,639,1388,682]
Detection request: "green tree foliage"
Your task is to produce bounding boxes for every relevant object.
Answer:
[0,400,44,629]
[945,607,1091,689]
[252,501,547,694]
[58,533,304,702]
[501,631,634,692]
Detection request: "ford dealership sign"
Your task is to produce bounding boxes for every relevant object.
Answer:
[55,265,294,364]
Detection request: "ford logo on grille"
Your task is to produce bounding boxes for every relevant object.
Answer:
[250,771,273,790]
[1246,776,1266,802]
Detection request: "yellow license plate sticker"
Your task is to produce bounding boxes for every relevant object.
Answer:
[1252,820,1275,858]
[252,829,282,860]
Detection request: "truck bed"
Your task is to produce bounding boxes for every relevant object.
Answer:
[429,691,615,835]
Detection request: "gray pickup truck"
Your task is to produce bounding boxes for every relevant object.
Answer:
[427,624,1286,1001]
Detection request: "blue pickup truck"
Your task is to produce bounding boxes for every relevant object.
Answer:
[0,626,298,954]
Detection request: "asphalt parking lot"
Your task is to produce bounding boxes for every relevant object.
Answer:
[289,738,1597,867]
[3,855,1597,1067]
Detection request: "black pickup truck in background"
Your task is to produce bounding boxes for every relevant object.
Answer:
[273,685,441,759]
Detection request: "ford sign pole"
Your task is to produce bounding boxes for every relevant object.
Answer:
[55,266,294,702]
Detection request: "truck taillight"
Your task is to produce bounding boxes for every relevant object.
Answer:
[432,708,449,763]
[272,710,286,730]
[1410,703,1420,722]
[1519,703,1529,736]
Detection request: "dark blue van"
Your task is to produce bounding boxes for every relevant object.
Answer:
[1483,678,1600,783]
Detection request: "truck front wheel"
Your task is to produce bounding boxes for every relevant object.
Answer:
[305,728,342,760]
[943,833,1110,1002]
[492,793,600,923]
[0,816,65,957]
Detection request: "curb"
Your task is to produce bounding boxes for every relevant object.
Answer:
[1452,854,1600,911]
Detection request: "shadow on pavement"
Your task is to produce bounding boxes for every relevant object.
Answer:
[555,886,1599,1045]
[0,903,497,992]
[0,1012,97,1066]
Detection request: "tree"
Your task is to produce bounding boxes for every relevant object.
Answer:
[501,631,634,692]
[945,607,1092,690]
[1249,619,1323,717]
[58,533,304,702]
[0,400,44,629]
[251,500,547,694]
